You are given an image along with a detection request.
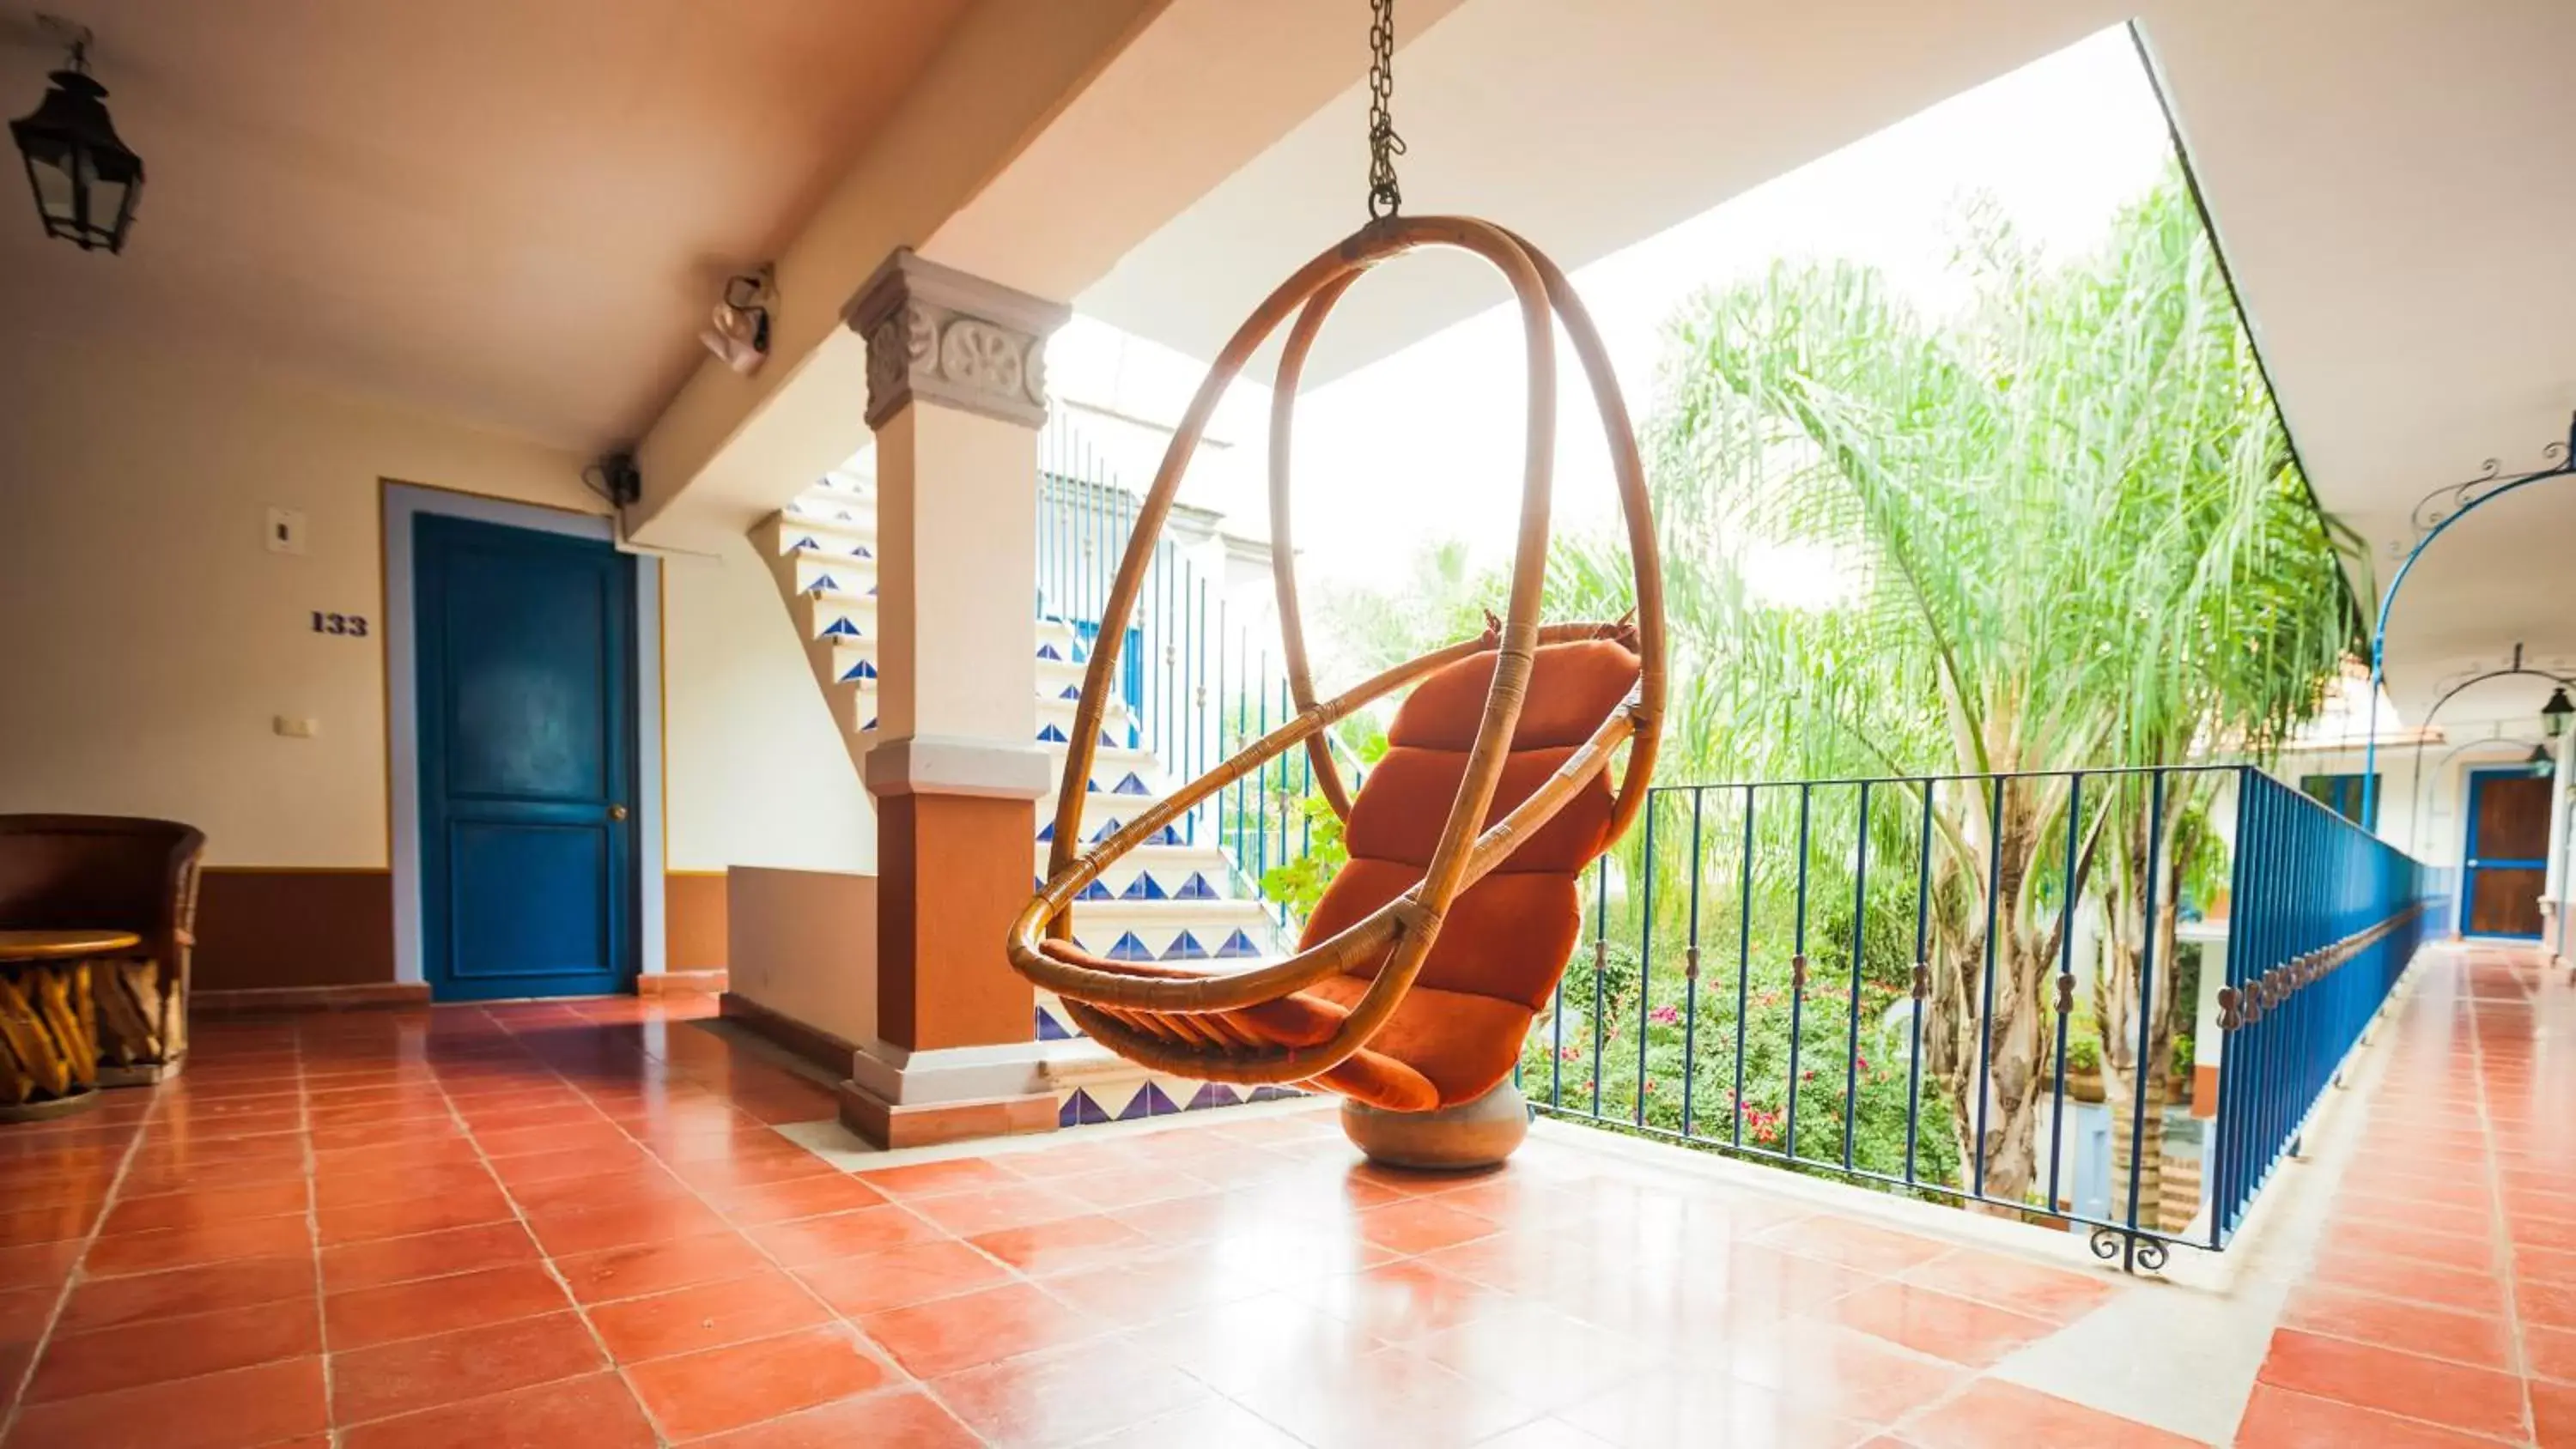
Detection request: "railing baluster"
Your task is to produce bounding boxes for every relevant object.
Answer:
[1785,782,1812,1161]
[1734,784,1754,1150]
[1551,916,1567,1111]
[2046,771,2081,1216]
[1842,780,1871,1172]
[1638,791,1658,1126]
[1684,787,1705,1140]
[1905,779,1933,1185]
[1592,858,1609,1118]
[2118,770,2168,1270]
[1971,774,2004,1200]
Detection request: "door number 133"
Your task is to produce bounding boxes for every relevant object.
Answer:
[311,611,370,637]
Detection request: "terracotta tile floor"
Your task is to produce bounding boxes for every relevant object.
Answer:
[2239,945,2576,1449]
[0,948,2554,1446]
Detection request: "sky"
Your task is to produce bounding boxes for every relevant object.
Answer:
[1047,23,2180,595]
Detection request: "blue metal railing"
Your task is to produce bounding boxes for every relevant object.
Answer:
[1523,763,2432,1269]
[2209,769,2438,1243]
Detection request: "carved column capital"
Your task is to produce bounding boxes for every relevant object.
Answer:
[844,248,1071,431]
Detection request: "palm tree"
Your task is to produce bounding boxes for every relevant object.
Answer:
[1589,173,2354,1210]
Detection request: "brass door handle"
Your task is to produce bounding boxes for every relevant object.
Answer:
[608,804,629,822]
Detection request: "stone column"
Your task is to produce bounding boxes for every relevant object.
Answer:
[838,249,1069,1148]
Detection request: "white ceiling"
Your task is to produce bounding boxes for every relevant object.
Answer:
[1078,0,2140,383]
[2143,0,2576,724]
[0,0,971,451]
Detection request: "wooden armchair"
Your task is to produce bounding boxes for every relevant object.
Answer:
[0,815,206,1082]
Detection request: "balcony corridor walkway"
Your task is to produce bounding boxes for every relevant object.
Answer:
[2234,943,2576,1447]
[0,945,2563,1447]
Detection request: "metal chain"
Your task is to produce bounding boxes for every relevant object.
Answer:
[1365,0,1405,220]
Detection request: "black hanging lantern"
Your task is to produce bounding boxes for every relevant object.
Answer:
[11,33,143,254]
[2544,687,2574,741]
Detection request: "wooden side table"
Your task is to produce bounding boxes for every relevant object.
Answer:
[0,929,139,1121]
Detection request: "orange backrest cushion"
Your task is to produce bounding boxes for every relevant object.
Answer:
[1299,635,1640,1011]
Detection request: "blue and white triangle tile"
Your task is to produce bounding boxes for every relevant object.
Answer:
[1188,1082,1243,1111]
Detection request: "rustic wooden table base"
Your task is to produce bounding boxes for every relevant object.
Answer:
[0,930,143,1122]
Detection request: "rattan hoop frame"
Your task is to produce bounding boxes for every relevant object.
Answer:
[1004,216,1666,1088]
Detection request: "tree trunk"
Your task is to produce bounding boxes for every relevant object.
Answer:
[2099,801,2196,1235]
[1935,784,2054,1213]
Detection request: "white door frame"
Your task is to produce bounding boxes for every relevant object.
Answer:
[381,482,666,989]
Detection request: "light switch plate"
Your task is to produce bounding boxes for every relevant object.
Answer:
[265,507,308,555]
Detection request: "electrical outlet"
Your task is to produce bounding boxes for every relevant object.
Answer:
[266,507,307,555]
[273,716,319,738]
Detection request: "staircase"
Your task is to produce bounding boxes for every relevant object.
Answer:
[753,470,1296,1127]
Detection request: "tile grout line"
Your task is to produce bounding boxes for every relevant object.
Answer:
[447,1003,683,1449]
[291,1034,341,1449]
[2471,953,2538,1443]
[0,1084,154,1444]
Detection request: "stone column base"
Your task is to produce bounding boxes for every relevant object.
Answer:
[837,1035,1060,1150]
[838,1077,1058,1149]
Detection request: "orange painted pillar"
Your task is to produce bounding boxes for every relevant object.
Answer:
[838,250,1069,1148]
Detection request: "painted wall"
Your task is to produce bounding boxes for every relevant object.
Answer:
[662,537,876,875]
[0,336,600,865]
[0,335,872,985]
[726,866,878,1049]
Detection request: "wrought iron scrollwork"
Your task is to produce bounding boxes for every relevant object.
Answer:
[2090,1226,2171,1275]
[2409,437,2573,537]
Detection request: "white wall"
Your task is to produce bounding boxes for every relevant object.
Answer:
[0,336,598,865]
[0,333,871,876]
[662,537,875,873]
[726,866,878,1047]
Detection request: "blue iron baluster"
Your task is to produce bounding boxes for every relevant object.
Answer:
[1683,787,1705,1140]
[1637,790,1659,1125]
[1842,779,1871,1172]
[2046,772,2081,1216]
[1735,784,1754,1150]
[2117,769,2168,1270]
[1592,858,1609,1117]
[1785,782,1813,1161]
[1971,774,2004,1200]
[1551,913,1567,1110]
[1905,779,1934,1185]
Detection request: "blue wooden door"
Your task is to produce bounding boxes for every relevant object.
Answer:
[2462,765,2551,940]
[415,515,637,1000]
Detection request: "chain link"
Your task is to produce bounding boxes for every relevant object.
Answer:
[1365,0,1406,220]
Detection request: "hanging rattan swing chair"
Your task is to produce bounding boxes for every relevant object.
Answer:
[1005,209,1667,1169]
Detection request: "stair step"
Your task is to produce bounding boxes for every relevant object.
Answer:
[787,549,877,597]
[1037,789,1200,843]
[1063,896,1275,939]
[778,506,878,543]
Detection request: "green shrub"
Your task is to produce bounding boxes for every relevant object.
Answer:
[2064,1033,2101,1073]
[1521,947,1964,1196]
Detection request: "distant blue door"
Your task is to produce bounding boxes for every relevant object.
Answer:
[415,515,637,1000]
